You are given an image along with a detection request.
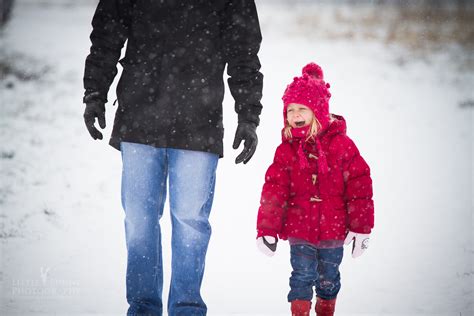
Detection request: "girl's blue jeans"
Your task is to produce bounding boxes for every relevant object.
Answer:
[288,244,344,302]
[120,142,218,316]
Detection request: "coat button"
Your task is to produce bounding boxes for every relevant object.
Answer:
[312,174,317,185]
[310,196,322,202]
[308,153,318,160]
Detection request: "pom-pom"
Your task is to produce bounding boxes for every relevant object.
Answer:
[302,62,323,79]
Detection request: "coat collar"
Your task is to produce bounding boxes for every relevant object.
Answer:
[281,114,347,143]
[280,114,347,173]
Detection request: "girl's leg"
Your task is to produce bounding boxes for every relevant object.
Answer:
[315,247,343,300]
[288,244,318,302]
[315,247,343,315]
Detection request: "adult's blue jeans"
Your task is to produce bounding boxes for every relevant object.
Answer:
[120,142,219,316]
[287,244,344,302]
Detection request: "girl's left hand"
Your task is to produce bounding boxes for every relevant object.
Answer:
[344,231,370,258]
[256,236,277,257]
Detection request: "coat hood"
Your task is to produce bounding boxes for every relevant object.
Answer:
[322,114,347,139]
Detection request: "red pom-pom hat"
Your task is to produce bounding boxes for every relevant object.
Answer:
[282,62,332,132]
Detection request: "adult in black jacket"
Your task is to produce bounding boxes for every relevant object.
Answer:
[83,0,262,159]
[82,1,263,315]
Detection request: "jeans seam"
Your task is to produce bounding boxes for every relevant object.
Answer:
[154,151,168,303]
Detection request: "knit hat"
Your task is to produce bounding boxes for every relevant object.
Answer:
[282,63,332,132]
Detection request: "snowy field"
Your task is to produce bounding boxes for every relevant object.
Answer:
[0,0,473,315]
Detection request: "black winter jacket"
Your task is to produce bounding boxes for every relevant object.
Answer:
[83,0,263,157]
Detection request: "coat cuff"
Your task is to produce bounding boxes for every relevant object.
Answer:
[348,225,372,234]
[256,229,278,239]
[83,91,107,104]
[237,107,261,126]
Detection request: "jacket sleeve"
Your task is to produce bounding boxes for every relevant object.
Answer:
[342,137,375,234]
[256,145,290,238]
[83,0,132,103]
[222,0,263,125]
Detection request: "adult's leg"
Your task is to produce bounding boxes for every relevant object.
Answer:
[167,149,218,316]
[121,142,168,316]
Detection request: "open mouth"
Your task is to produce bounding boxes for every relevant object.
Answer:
[295,121,306,127]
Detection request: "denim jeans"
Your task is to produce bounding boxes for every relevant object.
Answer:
[288,244,344,302]
[120,142,219,316]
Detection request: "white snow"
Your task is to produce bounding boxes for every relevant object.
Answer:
[0,0,472,315]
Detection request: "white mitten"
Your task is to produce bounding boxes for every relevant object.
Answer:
[256,236,277,257]
[344,231,370,258]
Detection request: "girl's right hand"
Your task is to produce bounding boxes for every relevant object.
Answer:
[256,236,278,257]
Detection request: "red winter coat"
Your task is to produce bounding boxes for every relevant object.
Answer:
[256,115,374,244]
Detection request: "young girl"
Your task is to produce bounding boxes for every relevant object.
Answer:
[256,63,374,316]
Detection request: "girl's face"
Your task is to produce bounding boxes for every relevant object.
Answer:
[286,103,314,128]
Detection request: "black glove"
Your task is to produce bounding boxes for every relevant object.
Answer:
[232,122,258,164]
[83,101,106,140]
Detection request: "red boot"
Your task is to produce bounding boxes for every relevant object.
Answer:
[291,299,312,316]
[315,297,337,316]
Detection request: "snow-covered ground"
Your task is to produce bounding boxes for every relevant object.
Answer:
[0,1,472,315]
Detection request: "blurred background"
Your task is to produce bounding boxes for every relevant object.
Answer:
[1,0,473,315]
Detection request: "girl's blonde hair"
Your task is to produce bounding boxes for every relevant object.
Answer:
[284,116,321,142]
